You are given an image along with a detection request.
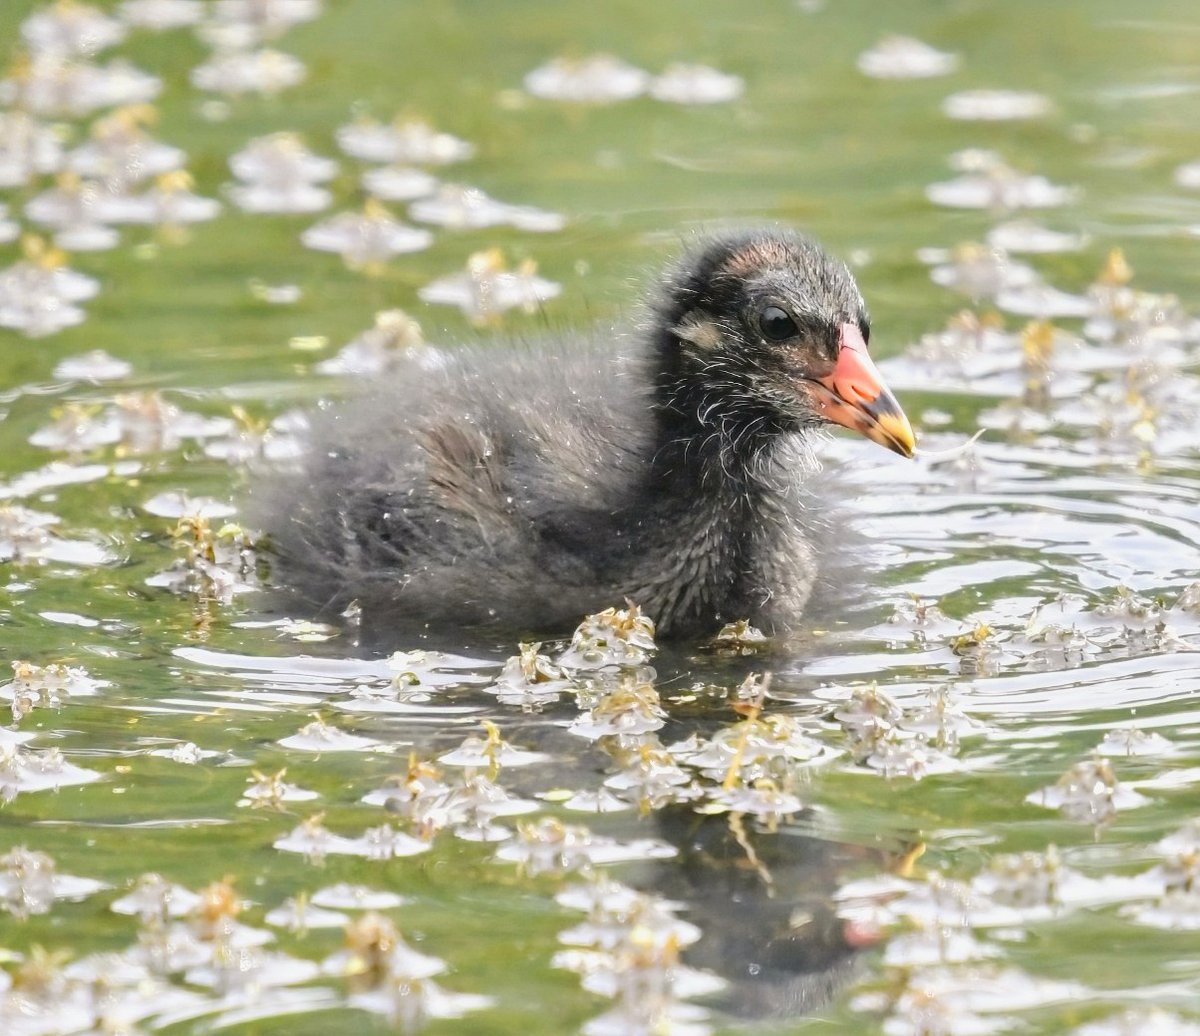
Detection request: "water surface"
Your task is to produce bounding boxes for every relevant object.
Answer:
[1,1,1200,1033]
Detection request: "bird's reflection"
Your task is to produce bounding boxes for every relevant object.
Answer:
[647,803,885,1021]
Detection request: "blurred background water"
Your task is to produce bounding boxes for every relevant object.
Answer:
[2,1,1200,1034]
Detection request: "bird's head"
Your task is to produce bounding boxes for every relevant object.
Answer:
[654,229,915,458]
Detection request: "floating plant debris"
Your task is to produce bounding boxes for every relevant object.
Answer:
[360,163,439,202]
[315,308,441,376]
[52,348,132,381]
[25,173,124,251]
[0,744,103,801]
[0,504,111,566]
[111,872,200,920]
[336,116,474,165]
[495,817,675,875]
[252,279,302,304]
[240,767,319,808]
[349,979,494,1027]
[487,641,573,707]
[941,88,1053,121]
[418,247,561,322]
[673,708,835,784]
[116,0,207,30]
[2,56,163,116]
[568,927,725,1036]
[265,896,349,931]
[325,915,441,980]
[926,149,1078,211]
[927,242,1037,299]
[302,200,433,269]
[228,132,337,214]
[409,183,565,232]
[438,720,550,769]
[968,846,1153,917]
[68,105,184,188]
[0,505,70,561]
[29,391,226,454]
[149,739,219,764]
[22,1,126,56]
[1176,160,1200,189]
[0,111,65,188]
[857,35,959,79]
[274,814,430,862]
[568,678,666,739]
[557,603,658,670]
[0,847,106,917]
[142,490,237,519]
[202,407,306,463]
[986,218,1088,254]
[189,47,306,96]
[708,618,768,655]
[0,239,99,337]
[603,746,699,811]
[211,0,324,36]
[1027,757,1149,823]
[146,515,261,603]
[123,170,220,224]
[523,54,650,103]
[311,884,404,911]
[328,912,493,1025]
[415,773,539,841]
[829,682,982,778]
[277,715,381,753]
[996,279,1094,319]
[2,660,105,722]
[1097,727,1174,757]
[648,63,744,104]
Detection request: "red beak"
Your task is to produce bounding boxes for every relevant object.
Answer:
[805,323,916,457]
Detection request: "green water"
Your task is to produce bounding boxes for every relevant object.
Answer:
[2,0,1200,1033]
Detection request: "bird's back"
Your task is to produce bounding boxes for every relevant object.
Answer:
[260,330,654,629]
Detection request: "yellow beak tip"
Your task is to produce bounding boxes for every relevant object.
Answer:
[874,412,917,458]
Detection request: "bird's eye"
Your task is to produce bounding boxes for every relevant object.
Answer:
[759,306,798,342]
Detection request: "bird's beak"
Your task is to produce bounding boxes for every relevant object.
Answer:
[804,323,915,458]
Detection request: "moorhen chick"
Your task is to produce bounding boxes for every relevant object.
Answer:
[263,228,915,637]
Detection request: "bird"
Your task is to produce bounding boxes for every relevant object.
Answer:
[260,228,915,638]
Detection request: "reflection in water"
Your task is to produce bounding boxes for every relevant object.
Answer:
[650,804,881,1022]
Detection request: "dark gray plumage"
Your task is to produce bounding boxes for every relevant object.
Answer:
[259,229,914,637]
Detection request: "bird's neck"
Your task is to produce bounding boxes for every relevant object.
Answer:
[606,332,816,634]
[638,323,817,523]
[632,397,808,636]
[649,407,773,486]
[648,343,785,489]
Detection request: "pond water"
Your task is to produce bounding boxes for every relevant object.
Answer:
[2,0,1200,1033]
